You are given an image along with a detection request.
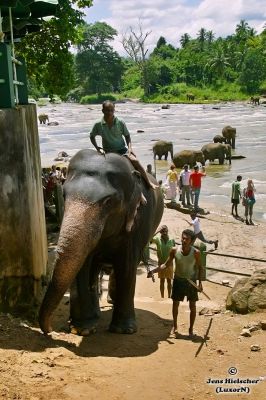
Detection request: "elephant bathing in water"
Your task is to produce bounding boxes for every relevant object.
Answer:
[153,140,173,160]
[39,149,164,336]
[222,125,236,149]
[173,149,205,168]
[38,114,49,124]
[213,135,226,144]
[201,143,231,165]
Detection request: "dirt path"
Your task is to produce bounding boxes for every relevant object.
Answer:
[1,206,266,400]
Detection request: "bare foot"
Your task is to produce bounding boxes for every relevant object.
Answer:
[189,328,194,336]
[171,326,177,334]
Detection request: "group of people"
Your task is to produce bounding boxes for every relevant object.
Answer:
[231,175,256,225]
[42,164,67,205]
[162,163,206,211]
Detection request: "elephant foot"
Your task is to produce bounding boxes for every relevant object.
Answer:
[69,324,97,336]
[109,318,137,334]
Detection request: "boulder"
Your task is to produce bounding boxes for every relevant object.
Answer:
[226,269,266,314]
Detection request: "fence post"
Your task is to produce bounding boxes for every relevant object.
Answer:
[0,43,15,108]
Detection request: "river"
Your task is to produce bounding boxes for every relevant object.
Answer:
[38,101,266,222]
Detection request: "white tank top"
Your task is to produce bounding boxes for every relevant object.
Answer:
[174,246,197,279]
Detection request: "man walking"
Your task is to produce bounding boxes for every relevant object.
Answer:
[189,165,206,211]
[184,213,218,249]
[148,229,203,336]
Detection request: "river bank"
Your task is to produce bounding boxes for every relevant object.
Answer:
[1,201,266,399]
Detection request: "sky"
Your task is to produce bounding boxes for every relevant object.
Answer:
[84,0,266,54]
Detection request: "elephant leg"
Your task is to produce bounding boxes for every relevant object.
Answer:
[109,254,137,334]
[69,257,100,336]
[231,138,235,149]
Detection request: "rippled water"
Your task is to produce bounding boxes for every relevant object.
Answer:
[38,102,266,222]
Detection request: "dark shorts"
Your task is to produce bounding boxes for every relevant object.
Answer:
[171,277,198,302]
[106,147,128,156]
[231,198,239,204]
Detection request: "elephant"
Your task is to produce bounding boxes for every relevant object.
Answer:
[222,125,236,149]
[38,114,49,124]
[201,143,231,165]
[153,140,173,160]
[39,149,164,336]
[186,93,195,101]
[161,104,170,109]
[213,134,226,144]
[173,149,205,168]
[250,96,260,105]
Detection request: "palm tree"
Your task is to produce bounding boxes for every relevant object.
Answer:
[235,19,250,41]
[197,28,207,50]
[180,33,190,48]
[206,47,231,78]
[206,30,215,44]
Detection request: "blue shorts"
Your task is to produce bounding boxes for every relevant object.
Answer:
[171,277,198,302]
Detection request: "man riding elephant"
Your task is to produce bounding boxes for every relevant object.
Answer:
[39,149,164,336]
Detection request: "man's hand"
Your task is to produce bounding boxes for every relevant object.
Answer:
[97,147,105,155]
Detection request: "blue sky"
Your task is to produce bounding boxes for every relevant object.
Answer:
[84,0,266,54]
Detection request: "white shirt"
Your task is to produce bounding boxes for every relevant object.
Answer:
[191,217,201,234]
[180,169,191,186]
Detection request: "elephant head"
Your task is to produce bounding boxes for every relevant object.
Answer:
[39,149,164,335]
[153,140,173,160]
[222,126,236,149]
[213,135,226,144]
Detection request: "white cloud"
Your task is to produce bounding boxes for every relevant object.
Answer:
[85,0,266,54]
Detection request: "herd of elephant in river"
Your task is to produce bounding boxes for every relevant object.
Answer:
[152,125,236,167]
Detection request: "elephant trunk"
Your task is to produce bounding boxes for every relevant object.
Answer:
[39,200,105,334]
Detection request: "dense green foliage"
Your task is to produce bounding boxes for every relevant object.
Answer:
[16,0,93,99]
[20,13,266,102]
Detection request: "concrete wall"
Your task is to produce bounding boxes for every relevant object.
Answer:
[0,104,47,314]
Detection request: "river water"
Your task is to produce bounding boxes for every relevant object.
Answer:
[38,101,266,222]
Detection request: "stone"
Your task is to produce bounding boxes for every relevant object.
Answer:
[240,329,252,337]
[250,345,261,352]
[222,280,230,286]
[260,320,266,330]
[243,322,262,332]
[226,269,266,314]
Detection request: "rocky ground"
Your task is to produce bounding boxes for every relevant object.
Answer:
[0,204,266,400]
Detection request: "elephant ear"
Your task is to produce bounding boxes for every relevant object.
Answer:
[125,174,144,232]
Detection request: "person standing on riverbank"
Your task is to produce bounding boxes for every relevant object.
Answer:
[243,179,256,225]
[189,165,206,211]
[179,164,192,207]
[151,225,175,298]
[90,100,157,192]
[148,229,203,336]
[166,164,179,202]
[231,175,242,218]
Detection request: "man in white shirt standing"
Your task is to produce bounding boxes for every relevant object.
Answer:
[179,164,192,207]
[184,213,218,250]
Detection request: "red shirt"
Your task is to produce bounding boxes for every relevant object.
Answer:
[189,171,206,188]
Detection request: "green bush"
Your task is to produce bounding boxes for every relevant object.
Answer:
[80,93,117,104]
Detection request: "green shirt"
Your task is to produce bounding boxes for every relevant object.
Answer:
[90,116,130,152]
[231,181,241,200]
[151,236,175,264]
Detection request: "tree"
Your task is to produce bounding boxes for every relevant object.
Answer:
[239,48,266,93]
[16,0,93,97]
[75,22,123,94]
[206,47,230,79]
[156,36,166,48]
[121,21,151,96]
[197,28,207,50]
[180,33,190,48]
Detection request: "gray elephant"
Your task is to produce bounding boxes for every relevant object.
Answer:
[201,143,231,165]
[222,125,236,149]
[250,96,260,105]
[38,114,49,124]
[213,135,226,144]
[187,93,195,101]
[173,149,205,168]
[153,140,173,160]
[39,149,164,336]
